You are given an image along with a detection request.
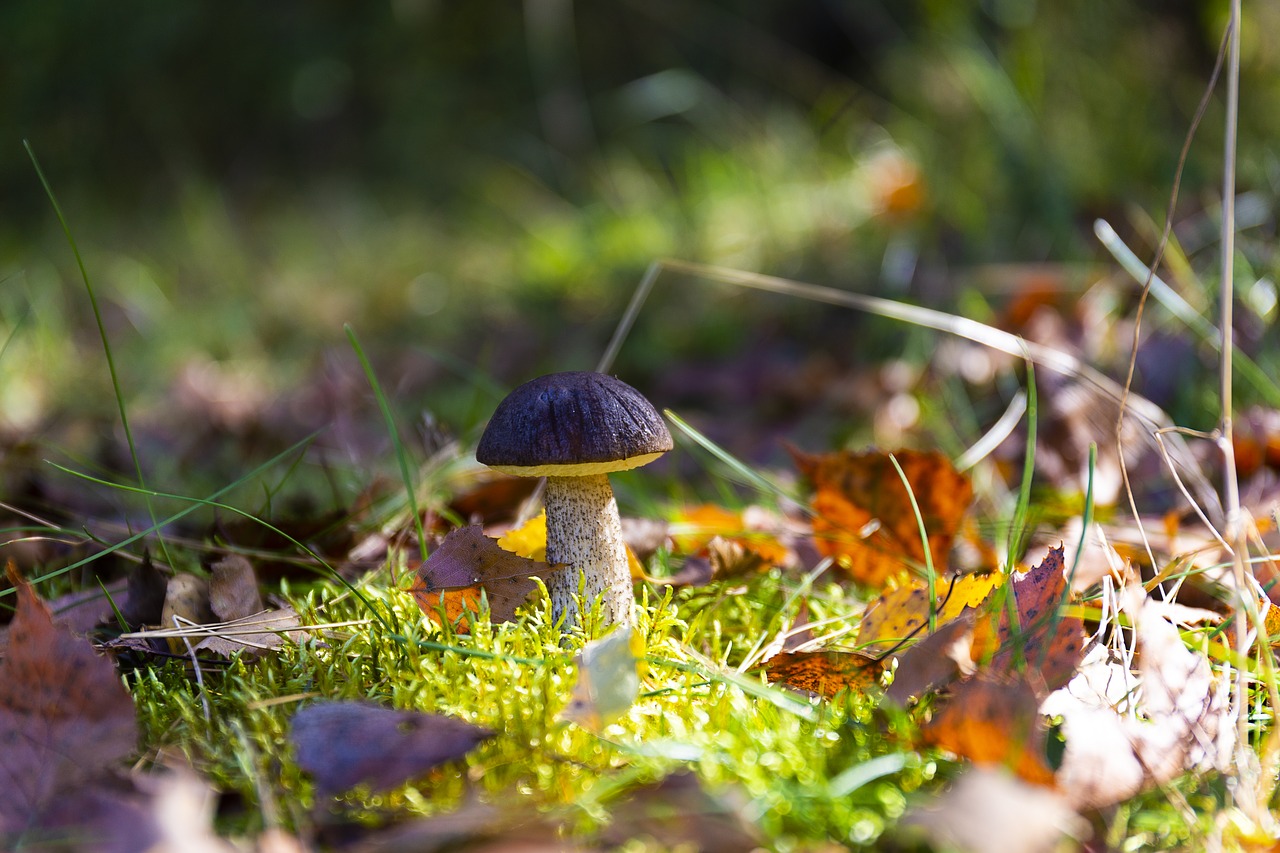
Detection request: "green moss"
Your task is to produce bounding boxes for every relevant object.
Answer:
[126,564,937,846]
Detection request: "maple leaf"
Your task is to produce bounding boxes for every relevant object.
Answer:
[0,564,138,835]
[411,524,551,629]
[972,544,1084,693]
[790,446,972,587]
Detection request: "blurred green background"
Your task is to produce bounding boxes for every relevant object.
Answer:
[2,0,1277,493]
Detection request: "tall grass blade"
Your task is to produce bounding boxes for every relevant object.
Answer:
[23,141,146,491]
[888,452,937,633]
[346,324,428,563]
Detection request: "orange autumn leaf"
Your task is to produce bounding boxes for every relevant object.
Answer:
[763,650,882,698]
[922,673,1056,786]
[790,447,972,587]
[971,545,1084,693]
[670,504,790,567]
[411,525,549,631]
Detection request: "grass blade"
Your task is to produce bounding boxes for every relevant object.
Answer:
[346,324,428,563]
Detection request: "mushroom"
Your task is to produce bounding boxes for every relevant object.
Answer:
[476,371,672,629]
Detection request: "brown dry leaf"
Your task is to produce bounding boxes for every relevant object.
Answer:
[191,606,306,658]
[290,700,493,798]
[0,564,138,836]
[922,672,1056,786]
[884,612,976,705]
[160,572,215,654]
[790,446,973,587]
[208,554,263,621]
[121,550,168,628]
[0,579,127,657]
[411,525,550,629]
[972,545,1084,694]
[763,649,882,698]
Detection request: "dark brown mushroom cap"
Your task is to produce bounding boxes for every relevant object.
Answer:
[477,371,672,476]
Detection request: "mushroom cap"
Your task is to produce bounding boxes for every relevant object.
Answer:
[477,371,672,476]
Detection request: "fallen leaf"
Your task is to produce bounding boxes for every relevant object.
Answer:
[973,545,1084,693]
[857,585,932,655]
[290,700,492,798]
[160,572,215,654]
[121,550,168,628]
[763,649,881,698]
[0,579,127,657]
[620,516,670,562]
[857,572,1002,655]
[496,512,549,561]
[0,564,138,835]
[23,769,234,853]
[208,555,264,621]
[884,612,976,704]
[411,524,550,629]
[192,606,306,658]
[790,446,972,586]
[560,627,643,730]
[922,672,1056,786]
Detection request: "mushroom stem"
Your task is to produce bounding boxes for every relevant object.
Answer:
[543,473,633,629]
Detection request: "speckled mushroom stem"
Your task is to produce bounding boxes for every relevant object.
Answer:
[543,473,633,629]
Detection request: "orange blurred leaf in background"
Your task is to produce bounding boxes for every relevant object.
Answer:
[669,504,790,567]
[790,447,973,587]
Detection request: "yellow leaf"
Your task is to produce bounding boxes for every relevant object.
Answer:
[857,573,1003,654]
[497,512,547,561]
[938,572,1004,622]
